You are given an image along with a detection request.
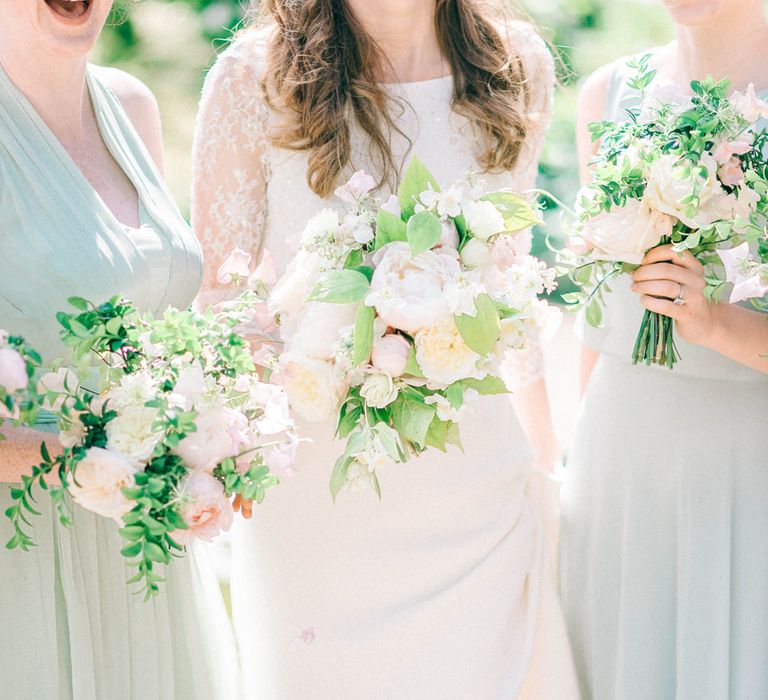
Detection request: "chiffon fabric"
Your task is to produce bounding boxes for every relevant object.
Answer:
[193,23,579,699]
[0,63,237,699]
[559,60,768,700]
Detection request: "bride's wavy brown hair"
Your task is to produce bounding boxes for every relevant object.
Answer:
[254,0,537,198]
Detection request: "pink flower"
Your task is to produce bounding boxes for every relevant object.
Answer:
[216,247,252,285]
[566,235,592,257]
[713,139,751,164]
[334,170,377,203]
[437,221,460,249]
[0,348,28,393]
[173,471,233,545]
[174,405,250,472]
[718,157,745,187]
[263,432,301,477]
[371,333,411,377]
[718,242,768,303]
[490,234,523,270]
[249,249,278,288]
[731,84,768,124]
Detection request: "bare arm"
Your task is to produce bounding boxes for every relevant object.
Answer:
[574,64,615,394]
[0,425,61,484]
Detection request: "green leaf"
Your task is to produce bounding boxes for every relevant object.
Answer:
[406,210,442,256]
[446,383,464,410]
[444,421,463,451]
[352,304,376,366]
[120,541,142,558]
[391,397,435,448]
[425,416,449,451]
[457,375,508,395]
[398,156,440,218]
[307,270,370,304]
[481,192,541,232]
[454,293,501,356]
[403,346,424,377]
[344,249,364,269]
[144,541,170,563]
[67,297,89,311]
[585,299,603,327]
[375,209,407,249]
[329,455,352,500]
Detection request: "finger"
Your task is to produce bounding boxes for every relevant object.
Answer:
[641,245,703,271]
[631,279,682,299]
[640,294,685,320]
[632,263,703,289]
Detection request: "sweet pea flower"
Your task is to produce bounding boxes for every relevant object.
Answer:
[172,471,233,545]
[0,348,28,394]
[713,139,752,165]
[718,157,746,187]
[731,83,768,124]
[249,249,278,288]
[217,247,252,285]
[335,170,377,204]
[718,242,768,303]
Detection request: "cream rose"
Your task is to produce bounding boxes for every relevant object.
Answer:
[172,471,233,545]
[581,197,673,265]
[414,317,481,386]
[69,447,139,521]
[366,242,457,333]
[106,405,164,463]
[360,371,398,408]
[273,351,344,422]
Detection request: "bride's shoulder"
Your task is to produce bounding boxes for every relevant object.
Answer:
[203,25,273,94]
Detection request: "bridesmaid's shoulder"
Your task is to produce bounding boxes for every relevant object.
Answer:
[90,66,163,165]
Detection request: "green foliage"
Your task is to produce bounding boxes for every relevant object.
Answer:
[307,270,371,304]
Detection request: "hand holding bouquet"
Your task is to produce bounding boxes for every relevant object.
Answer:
[5,283,297,598]
[269,158,559,496]
[563,55,768,368]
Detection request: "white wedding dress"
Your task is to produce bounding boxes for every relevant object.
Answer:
[192,22,578,700]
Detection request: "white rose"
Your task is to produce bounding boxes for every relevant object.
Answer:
[106,405,164,462]
[105,371,157,412]
[289,302,357,360]
[645,153,731,228]
[273,352,345,422]
[462,199,506,241]
[365,242,456,333]
[0,348,27,393]
[415,317,481,386]
[581,197,673,265]
[174,405,249,472]
[460,238,493,269]
[69,447,139,521]
[360,371,398,408]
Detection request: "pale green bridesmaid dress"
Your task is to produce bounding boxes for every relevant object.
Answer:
[0,64,238,699]
[560,59,768,700]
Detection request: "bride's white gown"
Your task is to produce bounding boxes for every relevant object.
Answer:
[192,23,578,699]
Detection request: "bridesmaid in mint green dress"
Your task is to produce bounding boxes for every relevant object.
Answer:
[560,1,768,698]
[0,2,236,698]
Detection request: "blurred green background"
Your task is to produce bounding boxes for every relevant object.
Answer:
[94,0,675,219]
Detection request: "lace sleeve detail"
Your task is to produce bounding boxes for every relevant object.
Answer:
[191,33,271,307]
[502,22,556,388]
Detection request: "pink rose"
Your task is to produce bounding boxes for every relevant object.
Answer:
[173,471,233,545]
[217,247,252,285]
[0,348,28,393]
[718,157,745,187]
[371,334,411,377]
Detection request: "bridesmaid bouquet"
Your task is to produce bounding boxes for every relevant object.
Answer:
[5,291,297,598]
[268,158,558,496]
[563,54,768,368]
[718,241,768,311]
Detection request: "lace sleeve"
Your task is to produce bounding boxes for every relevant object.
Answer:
[191,34,271,307]
[501,22,556,389]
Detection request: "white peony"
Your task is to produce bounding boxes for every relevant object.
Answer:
[581,197,673,265]
[106,405,163,462]
[273,352,345,422]
[289,302,357,360]
[0,348,27,393]
[371,333,411,377]
[415,317,481,386]
[645,153,732,229]
[365,242,457,333]
[462,199,506,241]
[174,404,249,472]
[359,371,398,408]
[69,447,139,521]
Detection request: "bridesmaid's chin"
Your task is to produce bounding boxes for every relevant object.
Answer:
[36,0,111,56]
[661,0,734,26]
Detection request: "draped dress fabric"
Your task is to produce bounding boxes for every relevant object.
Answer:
[193,23,578,700]
[0,64,238,700]
[559,60,768,700]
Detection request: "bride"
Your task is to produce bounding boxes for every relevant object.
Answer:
[193,1,578,697]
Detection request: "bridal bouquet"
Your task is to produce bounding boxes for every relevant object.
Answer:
[5,286,297,598]
[268,158,558,496]
[563,54,768,368]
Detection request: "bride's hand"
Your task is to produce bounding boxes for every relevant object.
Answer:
[232,494,253,519]
[630,244,714,346]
